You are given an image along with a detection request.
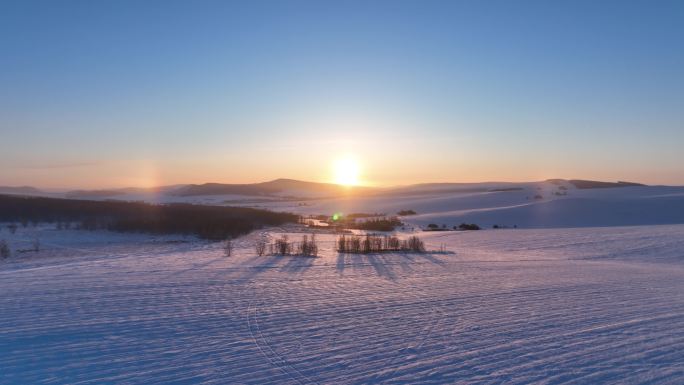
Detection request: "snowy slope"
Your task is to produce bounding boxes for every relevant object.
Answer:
[45,180,684,229]
[2,224,684,384]
[257,183,684,229]
[403,186,684,229]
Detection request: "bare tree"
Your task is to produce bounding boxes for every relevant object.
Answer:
[309,233,318,256]
[224,238,233,257]
[298,234,318,257]
[274,235,290,255]
[337,234,347,252]
[350,236,361,253]
[32,236,40,252]
[255,236,266,256]
[407,236,425,252]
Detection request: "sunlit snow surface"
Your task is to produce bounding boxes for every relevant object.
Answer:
[2,225,684,384]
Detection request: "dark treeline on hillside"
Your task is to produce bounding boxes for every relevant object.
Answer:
[348,217,403,231]
[0,195,298,240]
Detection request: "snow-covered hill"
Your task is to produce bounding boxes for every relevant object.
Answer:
[248,181,684,229]
[11,179,684,229]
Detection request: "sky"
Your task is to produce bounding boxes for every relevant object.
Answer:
[1,0,683,189]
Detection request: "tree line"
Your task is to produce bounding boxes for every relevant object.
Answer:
[252,234,319,257]
[0,194,299,240]
[336,234,425,254]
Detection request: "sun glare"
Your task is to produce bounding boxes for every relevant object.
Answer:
[333,157,360,186]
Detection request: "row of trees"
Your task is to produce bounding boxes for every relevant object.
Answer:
[251,234,319,257]
[426,223,481,231]
[349,217,403,232]
[337,234,425,254]
[225,233,428,257]
[305,213,404,232]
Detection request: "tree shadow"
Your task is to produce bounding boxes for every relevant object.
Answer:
[396,253,415,274]
[336,253,348,275]
[413,252,447,266]
[231,255,285,281]
[166,256,226,279]
[279,256,316,274]
[366,254,398,281]
[335,252,446,281]
[222,254,319,280]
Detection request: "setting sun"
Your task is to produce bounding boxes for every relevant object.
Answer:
[333,157,360,186]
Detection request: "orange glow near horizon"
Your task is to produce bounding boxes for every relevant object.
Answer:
[4,153,682,190]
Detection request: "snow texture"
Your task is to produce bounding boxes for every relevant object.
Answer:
[2,224,684,384]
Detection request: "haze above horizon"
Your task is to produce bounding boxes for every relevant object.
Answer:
[1,0,683,189]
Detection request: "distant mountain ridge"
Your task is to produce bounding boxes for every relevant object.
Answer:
[65,185,185,199]
[0,186,43,195]
[172,179,367,197]
[1,178,652,201]
[152,178,650,199]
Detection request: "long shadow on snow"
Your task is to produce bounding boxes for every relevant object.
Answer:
[165,256,226,279]
[413,252,447,266]
[279,256,315,274]
[230,255,287,281]
[336,252,446,281]
[227,254,316,281]
[368,254,399,281]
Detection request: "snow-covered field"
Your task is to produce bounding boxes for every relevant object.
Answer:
[2,224,684,384]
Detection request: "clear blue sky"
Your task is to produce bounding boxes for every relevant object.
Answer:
[1,0,682,188]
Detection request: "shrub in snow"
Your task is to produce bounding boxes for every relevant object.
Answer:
[0,240,10,259]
